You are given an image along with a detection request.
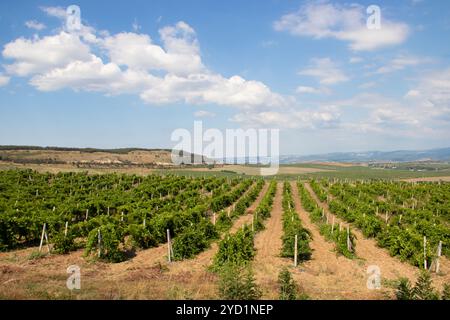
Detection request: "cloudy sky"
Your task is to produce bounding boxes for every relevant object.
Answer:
[0,0,449,155]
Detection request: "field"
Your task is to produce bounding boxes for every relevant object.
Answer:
[0,168,449,300]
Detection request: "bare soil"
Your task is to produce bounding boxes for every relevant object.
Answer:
[304,182,450,293]
[0,182,270,300]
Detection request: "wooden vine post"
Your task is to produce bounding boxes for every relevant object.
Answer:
[294,234,298,267]
[64,221,68,237]
[436,241,442,273]
[423,236,427,270]
[39,223,50,253]
[97,229,102,258]
[167,229,173,263]
[346,226,352,252]
[331,216,335,234]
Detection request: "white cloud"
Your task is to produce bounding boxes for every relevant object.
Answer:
[25,20,46,31]
[103,24,204,75]
[358,81,376,89]
[2,32,91,76]
[296,86,330,95]
[349,57,363,64]
[298,58,349,85]
[29,55,157,94]
[296,86,321,94]
[231,108,340,129]
[2,20,289,118]
[374,55,432,74]
[194,110,216,118]
[274,2,409,51]
[40,6,67,19]
[404,68,450,120]
[0,74,10,86]
[140,73,288,109]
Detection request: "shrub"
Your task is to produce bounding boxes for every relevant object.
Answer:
[127,224,158,249]
[213,225,254,269]
[52,231,78,254]
[218,263,261,300]
[441,284,450,300]
[172,219,218,260]
[85,223,126,263]
[396,278,414,300]
[395,271,442,300]
[412,271,440,300]
[278,268,297,300]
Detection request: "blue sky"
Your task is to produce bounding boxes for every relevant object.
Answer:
[0,0,449,155]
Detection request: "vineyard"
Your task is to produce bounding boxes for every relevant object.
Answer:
[0,169,449,300]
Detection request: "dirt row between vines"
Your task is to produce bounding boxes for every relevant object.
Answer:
[290,182,386,299]
[252,182,290,299]
[251,182,389,299]
[303,182,450,293]
[0,182,270,299]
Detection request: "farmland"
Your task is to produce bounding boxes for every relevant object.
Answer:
[0,168,449,300]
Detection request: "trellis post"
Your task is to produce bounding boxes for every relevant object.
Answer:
[167,229,172,263]
[294,234,298,267]
[436,241,442,273]
[423,236,427,270]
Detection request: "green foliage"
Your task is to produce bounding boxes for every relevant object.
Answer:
[319,179,450,266]
[396,278,414,300]
[278,268,297,300]
[215,211,233,232]
[127,224,158,249]
[213,225,255,269]
[395,271,443,300]
[85,223,126,263]
[442,284,450,300]
[218,263,262,300]
[52,231,78,254]
[281,182,312,262]
[253,181,277,232]
[172,219,218,260]
[412,271,440,300]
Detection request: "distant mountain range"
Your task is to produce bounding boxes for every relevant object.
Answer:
[279,147,450,164]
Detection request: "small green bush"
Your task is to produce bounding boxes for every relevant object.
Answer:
[218,263,261,300]
[85,223,126,263]
[278,268,297,300]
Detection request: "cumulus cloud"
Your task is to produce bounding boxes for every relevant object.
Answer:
[40,6,67,19]
[25,20,46,31]
[2,32,91,76]
[296,86,330,95]
[2,19,291,119]
[231,108,340,129]
[374,55,432,74]
[103,23,204,75]
[0,74,10,86]
[298,58,349,85]
[405,68,450,120]
[274,2,409,51]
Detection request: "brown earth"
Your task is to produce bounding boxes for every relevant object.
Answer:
[0,182,269,300]
[252,183,290,299]
[304,182,450,293]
